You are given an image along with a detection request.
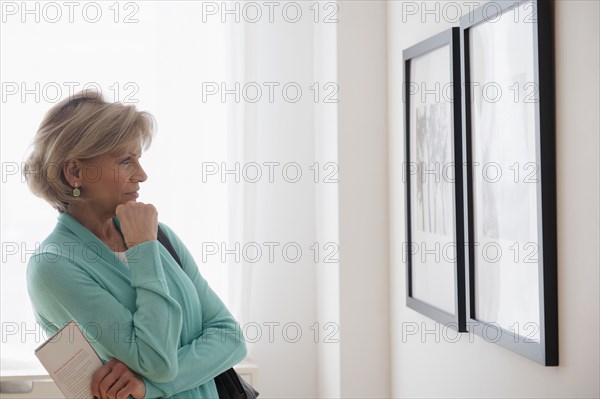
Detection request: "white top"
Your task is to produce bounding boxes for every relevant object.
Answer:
[114,251,128,265]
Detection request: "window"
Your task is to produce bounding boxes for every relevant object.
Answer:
[1,2,236,362]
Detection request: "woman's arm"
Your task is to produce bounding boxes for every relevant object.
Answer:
[27,240,183,383]
[141,224,247,398]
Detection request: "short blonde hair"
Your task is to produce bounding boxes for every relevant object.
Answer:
[23,89,156,213]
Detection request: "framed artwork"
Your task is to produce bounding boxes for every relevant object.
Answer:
[403,28,466,332]
[460,0,558,365]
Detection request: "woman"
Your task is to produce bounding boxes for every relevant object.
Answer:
[24,89,247,399]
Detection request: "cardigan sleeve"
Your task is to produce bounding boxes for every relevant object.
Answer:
[142,224,247,398]
[27,240,183,383]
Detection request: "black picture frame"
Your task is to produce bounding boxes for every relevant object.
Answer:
[460,0,558,365]
[403,28,466,332]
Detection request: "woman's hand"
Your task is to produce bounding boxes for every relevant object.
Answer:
[92,357,146,399]
[116,201,158,248]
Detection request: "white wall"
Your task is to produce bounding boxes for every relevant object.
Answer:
[389,1,600,397]
[246,2,390,397]
[314,8,341,398]
[336,1,391,397]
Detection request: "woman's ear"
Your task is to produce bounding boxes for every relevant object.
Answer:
[63,159,82,188]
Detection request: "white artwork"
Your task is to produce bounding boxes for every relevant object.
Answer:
[469,1,541,341]
[409,43,457,316]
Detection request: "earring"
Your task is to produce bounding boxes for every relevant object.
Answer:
[73,184,81,197]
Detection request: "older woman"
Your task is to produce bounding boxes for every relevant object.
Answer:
[24,90,247,399]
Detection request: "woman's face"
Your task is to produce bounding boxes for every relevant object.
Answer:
[78,145,147,214]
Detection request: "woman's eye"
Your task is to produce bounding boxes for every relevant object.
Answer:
[121,159,131,165]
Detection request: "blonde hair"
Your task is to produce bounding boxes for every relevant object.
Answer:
[23,89,156,213]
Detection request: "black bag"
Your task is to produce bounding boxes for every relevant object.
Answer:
[157,226,259,399]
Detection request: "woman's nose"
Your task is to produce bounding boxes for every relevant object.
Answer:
[135,162,148,182]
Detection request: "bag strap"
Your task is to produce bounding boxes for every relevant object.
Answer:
[157,226,183,268]
[156,226,259,399]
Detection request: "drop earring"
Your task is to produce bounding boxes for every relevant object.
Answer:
[73,184,81,197]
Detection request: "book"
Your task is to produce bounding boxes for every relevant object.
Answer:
[34,320,103,399]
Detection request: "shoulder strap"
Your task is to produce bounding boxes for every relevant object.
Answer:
[157,226,183,269]
[158,226,260,399]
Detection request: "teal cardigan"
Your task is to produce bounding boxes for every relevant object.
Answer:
[27,212,247,399]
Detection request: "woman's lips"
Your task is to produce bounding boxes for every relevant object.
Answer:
[126,192,139,199]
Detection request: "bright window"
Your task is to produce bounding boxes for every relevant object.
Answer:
[1,1,234,363]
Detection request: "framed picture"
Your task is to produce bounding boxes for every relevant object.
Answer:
[460,0,558,365]
[403,28,466,332]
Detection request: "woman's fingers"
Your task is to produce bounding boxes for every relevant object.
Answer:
[115,201,158,248]
[104,374,129,399]
[92,358,146,399]
[117,380,143,399]
[128,375,147,399]
[91,358,117,398]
